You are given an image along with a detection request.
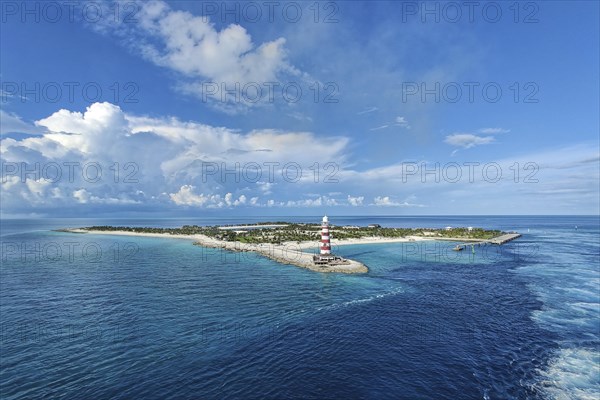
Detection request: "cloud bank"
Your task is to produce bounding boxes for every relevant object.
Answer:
[1,104,598,216]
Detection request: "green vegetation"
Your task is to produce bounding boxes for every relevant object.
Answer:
[82,223,503,244]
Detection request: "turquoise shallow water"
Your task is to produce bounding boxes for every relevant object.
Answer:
[1,216,598,399]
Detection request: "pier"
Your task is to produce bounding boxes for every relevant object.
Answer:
[452,232,522,251]
[485,233,522,245]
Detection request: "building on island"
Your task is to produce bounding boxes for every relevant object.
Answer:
[313,215,347,265]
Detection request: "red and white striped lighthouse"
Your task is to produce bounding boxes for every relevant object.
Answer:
[320,215,331,255]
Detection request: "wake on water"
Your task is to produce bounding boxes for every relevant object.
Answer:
[316,287,405,312]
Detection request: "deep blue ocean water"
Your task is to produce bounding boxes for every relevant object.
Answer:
[1,216,598,399]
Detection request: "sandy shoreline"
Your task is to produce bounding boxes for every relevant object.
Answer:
[65,229,408,274]
[63,229,490,274]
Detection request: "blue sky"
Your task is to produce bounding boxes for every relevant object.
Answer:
[1,0,598,217]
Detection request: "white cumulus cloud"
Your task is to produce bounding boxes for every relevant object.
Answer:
[444,133,495,149]
[347,195,364,206]
[373,196,424,207]
[395,116,411,129]
[94,0,295,109]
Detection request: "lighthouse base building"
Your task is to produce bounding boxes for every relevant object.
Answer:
[313,215,346,265]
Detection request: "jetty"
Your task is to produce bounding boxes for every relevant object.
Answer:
[452,232,522,251]
[486,232,522,245]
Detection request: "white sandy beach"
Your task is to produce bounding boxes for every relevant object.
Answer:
[65,229,491,274]
[67,229,428,274]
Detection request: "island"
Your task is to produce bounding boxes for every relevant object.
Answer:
[60,216,520,274]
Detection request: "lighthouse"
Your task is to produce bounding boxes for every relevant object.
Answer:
[314,215,345,265]
[320,215,331,255]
